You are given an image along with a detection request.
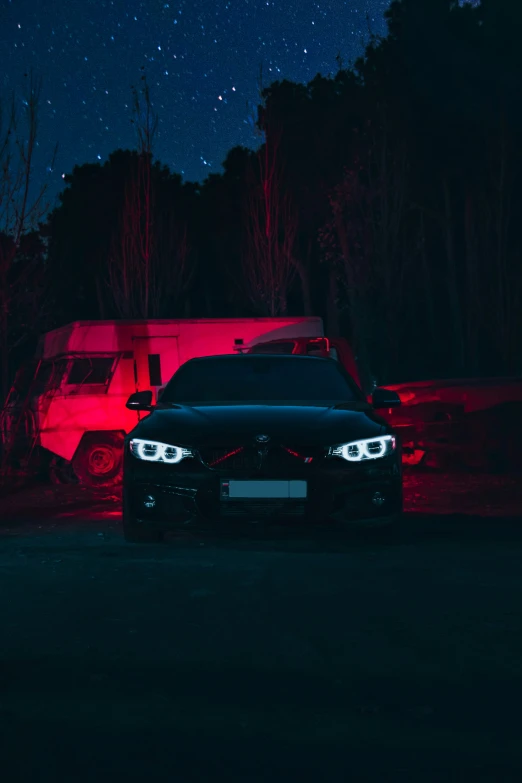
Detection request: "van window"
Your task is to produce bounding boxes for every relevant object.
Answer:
[148,354,162,386]
[66,357,115,385]
[33,359,69,396]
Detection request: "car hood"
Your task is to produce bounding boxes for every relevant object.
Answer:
[128,403,387,446]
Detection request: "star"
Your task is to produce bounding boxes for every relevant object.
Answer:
[1,0,390,200]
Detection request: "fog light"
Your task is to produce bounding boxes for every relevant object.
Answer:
[372,491,385,507]
[143,495,156,509]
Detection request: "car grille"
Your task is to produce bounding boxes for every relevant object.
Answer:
[200,446,259,471]
[198,444,322,473]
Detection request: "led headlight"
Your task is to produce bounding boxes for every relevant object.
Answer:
[129,438,194,464]
[330,435,395,462]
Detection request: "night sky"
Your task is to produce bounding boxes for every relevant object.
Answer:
[2,0,390,205]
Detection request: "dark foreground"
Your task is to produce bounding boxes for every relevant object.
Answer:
[1,473,522,782]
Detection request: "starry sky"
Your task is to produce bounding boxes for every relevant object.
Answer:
[2,0,390,205]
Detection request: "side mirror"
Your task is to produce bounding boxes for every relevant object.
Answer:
[372,387,401,409]
[126,390,153,411]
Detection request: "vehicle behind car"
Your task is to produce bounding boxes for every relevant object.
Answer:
[0,317,324,486]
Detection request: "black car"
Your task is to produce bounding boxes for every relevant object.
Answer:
[122,354,403,542]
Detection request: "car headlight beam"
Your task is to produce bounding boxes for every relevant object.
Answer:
[129,438,194,464]
[330,435,395,462]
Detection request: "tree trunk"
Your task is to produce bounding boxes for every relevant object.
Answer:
[443,177,465,374]
[326,268,340,337]
[290,257,313,316]
[0,260,10,403]
[96,275,107,319]
[419,211,437,355]
[493,122,512,372]
[464,190,479,375]
[332,210,373,388]
[298,263,313,316]
[292,241,313,316]
[0,310,9,404]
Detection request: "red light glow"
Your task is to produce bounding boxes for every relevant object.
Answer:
[209,446,245,466]
[283,447,313,463]
[308,337,330,352]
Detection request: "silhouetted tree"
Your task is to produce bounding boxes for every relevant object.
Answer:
[108,78,195,318]
[33,0,522,383]
[0,73,55,399]
[198,146,255,316]
[44,152,132,323]
[242,127,297,316]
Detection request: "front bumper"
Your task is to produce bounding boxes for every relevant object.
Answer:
[124,450,403,527]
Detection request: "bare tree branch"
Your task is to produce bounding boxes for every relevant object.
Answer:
[108,77,193,318]
[0,72,56,400]
[241,120,297,316]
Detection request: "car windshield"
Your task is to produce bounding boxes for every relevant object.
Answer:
[160,356,363,405]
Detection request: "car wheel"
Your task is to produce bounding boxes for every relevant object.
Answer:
[370,511,403,541]
[73,433,123,487]
[122,494,165,543]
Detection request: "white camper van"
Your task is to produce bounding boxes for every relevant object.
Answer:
[2,317,324,485]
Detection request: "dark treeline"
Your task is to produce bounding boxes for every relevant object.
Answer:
[2,0,522,398]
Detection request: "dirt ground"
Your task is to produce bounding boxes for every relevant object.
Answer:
[1,471,522,782]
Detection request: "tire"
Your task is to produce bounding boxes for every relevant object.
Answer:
[362,506,404,543]
[122,489,165,543]
[122,515,165,544]
[369,512,402,543]
[72,433,124,487]
[348,512,401,543]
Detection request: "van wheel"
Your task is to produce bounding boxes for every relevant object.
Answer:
[73,433,124,487]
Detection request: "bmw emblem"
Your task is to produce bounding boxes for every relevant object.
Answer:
[255,434,271,443]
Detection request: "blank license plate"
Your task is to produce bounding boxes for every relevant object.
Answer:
[221,480,307,500]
